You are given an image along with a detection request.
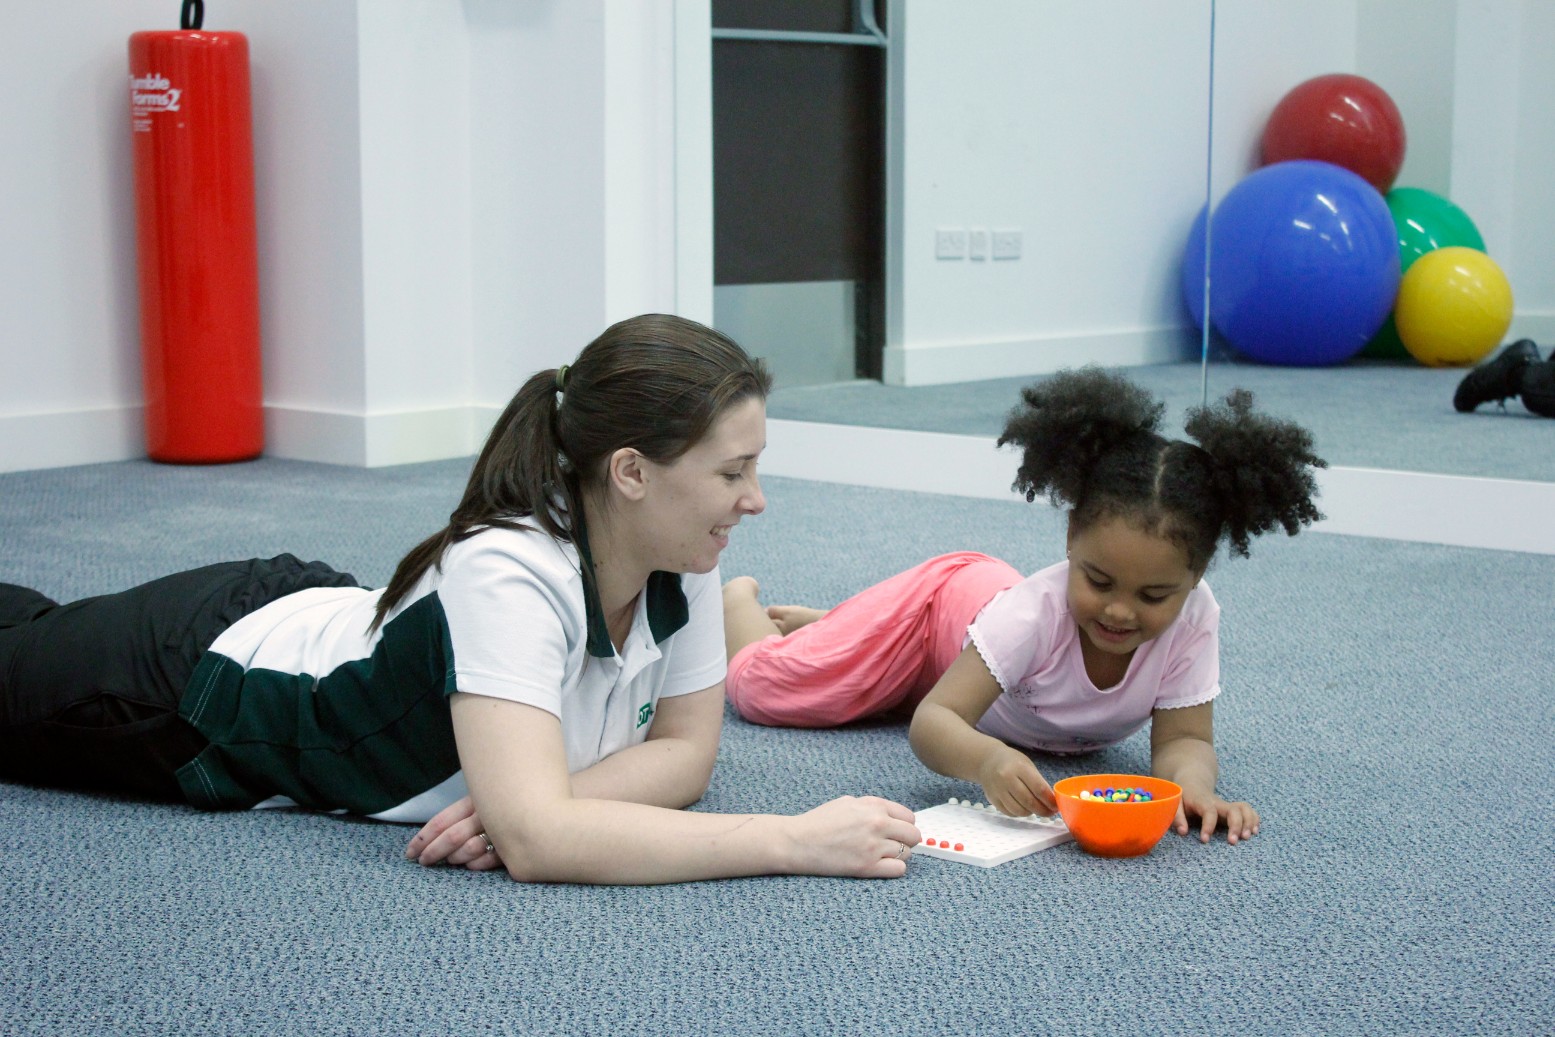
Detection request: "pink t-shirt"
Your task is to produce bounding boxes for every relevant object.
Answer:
[967,560,1220,754]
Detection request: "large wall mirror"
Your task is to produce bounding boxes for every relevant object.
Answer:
[742,0,1220,443]
[1203,0,1555,486]
[745,0,1551,532]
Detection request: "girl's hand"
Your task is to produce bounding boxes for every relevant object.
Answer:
[977,745,1057,817]
[785,796,921,878]
[1174,787,1259,845]
[405,795,505,871]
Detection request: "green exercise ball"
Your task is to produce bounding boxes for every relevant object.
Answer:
[1361,187,1487,360]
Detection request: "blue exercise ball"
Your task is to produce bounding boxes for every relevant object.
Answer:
[1181,160,1400,366]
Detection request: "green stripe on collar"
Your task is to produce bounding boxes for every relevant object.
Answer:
[573,512,689,657]
[571,516,615,658]
[645,570,689,644]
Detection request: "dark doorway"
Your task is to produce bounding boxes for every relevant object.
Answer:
[712,1,886,385]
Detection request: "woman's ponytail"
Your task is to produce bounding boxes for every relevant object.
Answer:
[370,368,576,633]
[369,314,770,634]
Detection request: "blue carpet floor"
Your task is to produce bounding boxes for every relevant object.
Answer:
[2,457,1552,1036]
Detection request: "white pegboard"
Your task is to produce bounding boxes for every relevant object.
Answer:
[912,798,1073,868]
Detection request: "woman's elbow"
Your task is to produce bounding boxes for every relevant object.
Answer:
[500,855,550,884]
[486,807,577,883]
[672,755,716,807]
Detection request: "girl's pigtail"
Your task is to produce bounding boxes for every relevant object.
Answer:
[1184,388,1327,558]
[998,366,1165,508]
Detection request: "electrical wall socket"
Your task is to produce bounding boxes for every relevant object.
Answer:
[935,227,967,260]
[968,227,989,261]
[991,229,1022,260]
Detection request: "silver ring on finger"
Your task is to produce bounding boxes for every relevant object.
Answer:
[893,841,910,861]
[480,833,496,856]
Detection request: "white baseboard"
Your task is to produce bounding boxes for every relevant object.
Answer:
[762,418,1555,556]
[882,326,1198,387]
[0,403,500,473]
[266,404,502,467]
[0,406,145,473]
[1313,465,1555,554]
[261,406,367,467]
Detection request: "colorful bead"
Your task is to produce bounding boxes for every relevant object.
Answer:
[1082,786,1154,803]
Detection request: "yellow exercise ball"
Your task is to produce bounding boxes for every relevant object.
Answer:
[1395,246,1514,367]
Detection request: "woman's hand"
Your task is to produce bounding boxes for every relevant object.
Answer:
[447,693,926,883]
[1174,786,1259,845]
[784,795,921,879]
[405,795,505,871]
[976,744,1057,817]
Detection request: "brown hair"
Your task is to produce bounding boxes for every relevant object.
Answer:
[371,313,771,632]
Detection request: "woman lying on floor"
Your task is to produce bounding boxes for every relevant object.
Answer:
[0,314,919,884]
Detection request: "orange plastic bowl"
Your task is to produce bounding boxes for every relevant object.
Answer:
[1054,774,1182,858]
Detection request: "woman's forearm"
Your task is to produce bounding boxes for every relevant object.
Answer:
[569,737,717,808]
[453,692,918,884]
[487,793,917,885]
[493,799,792,884]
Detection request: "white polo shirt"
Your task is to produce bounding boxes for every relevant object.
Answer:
[175,522,727,822]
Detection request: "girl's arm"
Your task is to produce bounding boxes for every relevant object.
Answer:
[908,644,1056,816]
[447,690,920,884]
[1149,702,1259,844]
[407,685,726,867]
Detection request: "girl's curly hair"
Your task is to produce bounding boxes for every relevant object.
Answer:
[997,366,1326,572]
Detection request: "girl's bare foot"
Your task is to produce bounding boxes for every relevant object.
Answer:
[766,604,828,635]
[723,576,782,659]
[723,575,761,603]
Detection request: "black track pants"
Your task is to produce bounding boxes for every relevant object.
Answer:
[0,555,358,801]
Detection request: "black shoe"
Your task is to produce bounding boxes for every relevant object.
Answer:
[1453,339,1541,412]
[1520,357,1555,418]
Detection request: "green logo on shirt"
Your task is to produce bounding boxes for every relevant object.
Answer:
[637,702,655,728]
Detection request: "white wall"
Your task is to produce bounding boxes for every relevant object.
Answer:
[250,1,371,465]
[1358,0,1457,194]
[885,0,1215,386]
[0,0,169,471]
[1457,0,1555,341]
[353,3,474,465]
[1508,0,1555,338]
[461,0,711,437]
[1205,1,1358,206]
[0,0,706,473]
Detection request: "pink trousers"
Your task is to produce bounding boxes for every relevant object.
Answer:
[725,552,1022,728]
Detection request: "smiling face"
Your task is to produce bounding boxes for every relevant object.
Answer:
[633,395,767,574]
[1066,514,1200,662]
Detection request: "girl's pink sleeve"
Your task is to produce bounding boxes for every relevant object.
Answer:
[1154,598,1221,709]
[966,580,1055,694]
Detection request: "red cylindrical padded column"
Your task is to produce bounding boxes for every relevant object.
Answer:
[129,21,262,463]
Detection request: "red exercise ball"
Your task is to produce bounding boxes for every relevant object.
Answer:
[1261,73,1407,194]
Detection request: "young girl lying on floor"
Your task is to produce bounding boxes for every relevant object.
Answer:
[721,367,1325,845]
